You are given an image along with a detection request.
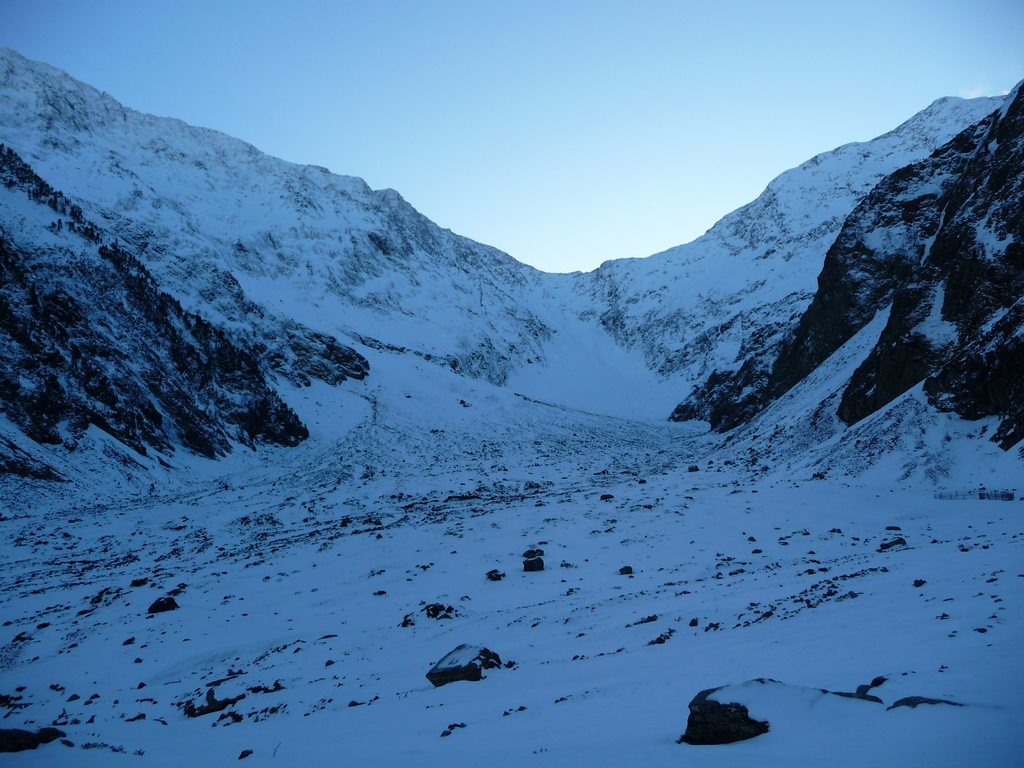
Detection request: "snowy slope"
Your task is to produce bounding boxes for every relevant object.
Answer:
[585,95,1001,423]
[1,358,1021,765]
[0,48,560,393]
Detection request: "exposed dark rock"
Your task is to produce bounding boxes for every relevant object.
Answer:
[0,437,61,480]
[426,645,503,687]
[182,688,246,718]
[522,549,544,558]
[485,569,505,581]
[268,322,369,388]
[845,93,1023,445]
[913,579,927,588]
[887,696,964,710]
[671,85,1024,449]
[523,557,544,572]
[147,596,178,614]
[0,147,316,459]
[619,566,634,575]
[670,354,776,432]
[831,684,883,704]
[423,603,455,620]
[0,727,66,752]
[246,681,284,694]
[878,537,907,551]
[647,628,675,645]
[760,116,1000,421]
[238,749,254,759]
[440,722,467,737]
[600,493,615,500]
[677,688,769,745]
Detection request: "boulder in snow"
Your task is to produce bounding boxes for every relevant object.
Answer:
[678,687,769,745]
[878,537,907,552]
[147,596,179,613]
[0,727,66,753]
[426,645,502,687]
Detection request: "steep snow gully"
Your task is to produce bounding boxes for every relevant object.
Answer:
[1,49,1022,766]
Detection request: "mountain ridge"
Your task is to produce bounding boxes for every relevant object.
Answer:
[0,46,1016,474]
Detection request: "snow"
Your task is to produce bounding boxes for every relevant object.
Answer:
[2,347,1022,766]
[916,286,959,347]
[1,49,1021,766]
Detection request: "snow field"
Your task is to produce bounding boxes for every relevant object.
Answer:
[3,381,1022,766]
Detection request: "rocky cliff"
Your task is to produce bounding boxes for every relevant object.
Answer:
[675,83,1023,450]
[0,145,365,460]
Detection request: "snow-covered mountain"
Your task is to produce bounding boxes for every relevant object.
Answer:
[0,46,1004,446]
[1,49,1022,767]
[679,81,1024,455]
[582,92,1001,398]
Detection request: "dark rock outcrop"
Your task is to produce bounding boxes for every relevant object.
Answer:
[887,696,964,710]
[182,688,246,718]
[523,557,544,572]
[677,687,769,745]
[147,596,179,613]
[878,537,907,551]
[425,645,503,687]
[0,146,320,459]
[423,603,455,620]
[0,727,65,752]
[672,81,1024,449]
[831,683,883,704]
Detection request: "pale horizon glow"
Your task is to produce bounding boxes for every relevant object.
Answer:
[2,0,1022,273]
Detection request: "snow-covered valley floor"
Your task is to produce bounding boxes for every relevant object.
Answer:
[2,353,1022,766]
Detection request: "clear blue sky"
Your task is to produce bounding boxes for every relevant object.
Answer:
[3,1,1022,273]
